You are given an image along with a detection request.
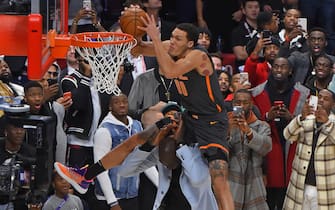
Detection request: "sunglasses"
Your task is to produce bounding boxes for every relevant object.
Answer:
[47,71,58,77]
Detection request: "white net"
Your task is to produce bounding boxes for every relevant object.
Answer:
[71,32,136,95]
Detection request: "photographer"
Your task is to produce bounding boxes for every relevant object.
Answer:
[227,89,272,210]
[0,114,37,209]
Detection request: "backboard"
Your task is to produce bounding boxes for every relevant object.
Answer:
[0,0,69,80]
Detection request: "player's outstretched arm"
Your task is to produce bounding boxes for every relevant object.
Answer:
[99,117,172,169]
[99,123,158,169]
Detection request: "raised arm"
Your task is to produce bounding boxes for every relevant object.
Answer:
[138,15,213,78]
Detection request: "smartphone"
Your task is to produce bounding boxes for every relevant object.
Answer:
[239,72,249,85]
[83,0,92,10]
[272,10,280,17]
[262,30,272,39]
[63,91,72,100]
[173,112,182,122]
[298,18,307,32]
[233,106,243,116]
[47,78,58,86]
[309,95,318,111]
[274,100,284,107]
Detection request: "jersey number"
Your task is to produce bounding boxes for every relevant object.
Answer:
[174,76,189,96]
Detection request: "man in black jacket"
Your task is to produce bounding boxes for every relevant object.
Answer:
[0,115,37,210]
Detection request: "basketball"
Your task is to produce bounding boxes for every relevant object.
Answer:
[119,7,147,38]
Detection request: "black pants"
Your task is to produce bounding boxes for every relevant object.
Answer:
[266,187,286,210]
[138,173,157,210]
[67,145,99,210]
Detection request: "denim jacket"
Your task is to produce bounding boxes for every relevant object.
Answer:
[94,113,142,200]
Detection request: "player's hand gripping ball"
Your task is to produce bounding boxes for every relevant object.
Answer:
[120,7,147,38]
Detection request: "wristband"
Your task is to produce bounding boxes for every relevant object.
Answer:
[139,142,155,152]
[155,117,172,129]
[109,201,119,207]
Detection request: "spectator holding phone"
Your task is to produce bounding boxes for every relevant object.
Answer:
[39,62,61,103]
[38,62,72,164]
[68,1,103,33]
[227,89,272,210]
[246,11,280,61]
[278,27,335,85]
[251,57,310,210]
[278,8,308,54]
[283,87,335,209]
[244,36,280,88]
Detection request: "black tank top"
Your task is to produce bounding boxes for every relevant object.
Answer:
[174,47,224,115]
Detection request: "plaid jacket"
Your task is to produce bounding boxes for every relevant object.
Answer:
[283,114,335,210]
[228,111,272,210]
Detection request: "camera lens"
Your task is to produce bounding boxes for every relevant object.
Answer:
[123,58,134,73]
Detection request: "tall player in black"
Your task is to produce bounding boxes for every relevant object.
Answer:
[132,14,233,210]
[54,7,233,210]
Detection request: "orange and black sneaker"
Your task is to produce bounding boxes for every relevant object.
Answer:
[54,162,92,194]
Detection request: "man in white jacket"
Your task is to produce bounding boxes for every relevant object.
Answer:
[93,93,158,210]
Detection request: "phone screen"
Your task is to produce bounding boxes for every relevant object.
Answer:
[274,100,284,107]
[309,95,318,111]
[83,0,92,10]
[239,72,249,84]
[233,106,243,116]
[298,18,307,31]
[262,30,271,39]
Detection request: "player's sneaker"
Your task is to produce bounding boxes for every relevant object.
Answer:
[54,162,92,194]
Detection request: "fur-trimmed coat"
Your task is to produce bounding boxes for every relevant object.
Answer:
[283,113,335,210]
[252,81,310,187]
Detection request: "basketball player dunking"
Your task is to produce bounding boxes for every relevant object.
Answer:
[54,6,234,210]
[132,12,234,210]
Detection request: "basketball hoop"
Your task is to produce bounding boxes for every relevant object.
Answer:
[71,32,136,95]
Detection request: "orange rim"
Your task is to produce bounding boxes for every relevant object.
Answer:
[71,32,135,48]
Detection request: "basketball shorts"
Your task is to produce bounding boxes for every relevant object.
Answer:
[183,111,229,162]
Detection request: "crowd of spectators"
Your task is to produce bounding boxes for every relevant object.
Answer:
[1,0,335,210]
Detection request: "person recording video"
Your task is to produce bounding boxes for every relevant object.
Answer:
[0,114,38,210]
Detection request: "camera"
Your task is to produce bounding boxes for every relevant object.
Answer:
[0,100,55,203]
[123,58,134,73]
[0,156,21,200]
[0,154,36,201]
